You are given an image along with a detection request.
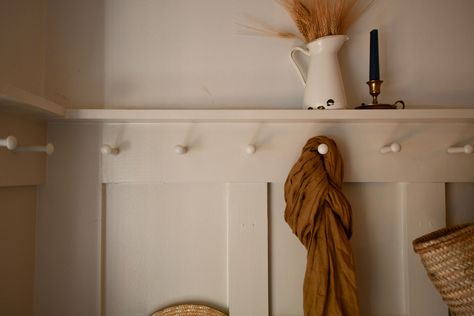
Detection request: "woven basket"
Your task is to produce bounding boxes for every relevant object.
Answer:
[413,224,474,316]
[151,304,227,316]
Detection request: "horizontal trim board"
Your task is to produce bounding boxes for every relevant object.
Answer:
[98,122,474,183]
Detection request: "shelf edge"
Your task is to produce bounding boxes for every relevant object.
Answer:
[61,108,474,123]
[0,83,65,117]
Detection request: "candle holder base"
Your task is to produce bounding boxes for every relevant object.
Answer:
[356,80,405,110]
[356,103,399,109]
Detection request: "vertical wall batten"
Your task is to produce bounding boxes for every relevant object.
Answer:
[100,184,107,316]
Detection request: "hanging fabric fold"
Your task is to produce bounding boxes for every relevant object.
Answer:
[284,136,359,316]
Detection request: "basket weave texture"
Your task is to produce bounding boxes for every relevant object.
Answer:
[151,304,227,316]
[413,224,474,316]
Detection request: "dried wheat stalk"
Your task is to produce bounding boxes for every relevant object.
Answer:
[237,20,304,41]
[241,0,374,43]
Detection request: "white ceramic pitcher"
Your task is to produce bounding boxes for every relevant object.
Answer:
[290,35,349,110]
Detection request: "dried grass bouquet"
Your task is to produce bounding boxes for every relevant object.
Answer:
[241,0,374,43]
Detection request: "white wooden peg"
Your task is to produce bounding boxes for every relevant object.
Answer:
[447,144,473,155]
[0,135,18,150]
[101,144,120,156]
[14,143,55,155]
[245,144,257,155]
[317,143,329,155]
[174,145,188,155]
[380,142,401,154]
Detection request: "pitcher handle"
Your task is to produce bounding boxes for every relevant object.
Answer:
[289,46,310,87]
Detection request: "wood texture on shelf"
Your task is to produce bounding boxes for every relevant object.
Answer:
[0,82,65,117]
[62,108,474,123]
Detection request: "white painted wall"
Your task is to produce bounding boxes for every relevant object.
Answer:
[44,0,474,108]
[44,0,104,107]
[37,121,474,316]
[0,3,52,315]
[342,0,474,107]
[271,182,412,316]
[102,181,416,316]
[35,123,102,316]
[0,186,37,316]
[33,0,474,315]
[446,183,474,225]
[105,183,228,316]
[0,112,47,186]
[0,112,46,315]
[0,0,44,95]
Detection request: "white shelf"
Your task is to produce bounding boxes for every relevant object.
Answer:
[0,82,472,124]
[63,108,474,123]
[0,83,65,117]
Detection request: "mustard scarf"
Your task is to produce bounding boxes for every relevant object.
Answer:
[284,136,359,316]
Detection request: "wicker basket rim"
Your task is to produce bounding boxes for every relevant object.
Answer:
[151,304,227,316]
[413,224,474,253]
[412,224,474,314]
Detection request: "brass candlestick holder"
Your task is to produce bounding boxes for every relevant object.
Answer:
[356,80,405,109]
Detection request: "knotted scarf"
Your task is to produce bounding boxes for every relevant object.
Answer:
[284,136,359,316]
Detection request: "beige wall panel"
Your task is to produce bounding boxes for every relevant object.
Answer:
[44,0,104,107]
[0,0,44,95]
[0,186,37,316]
[402,183,447,316]
[270,183,406,316]
[35,123,102,316]
[446,183,474,225]
[0,112,46,186]
[342,0,474,107]
[37,123,473,316]
[105,183,228,316]
[44,0,474,108]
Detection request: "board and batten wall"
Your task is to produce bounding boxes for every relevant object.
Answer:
[37,1,474,315]
[36,121,474,316]
[43,0,474,108]
[0,0,472,315]
[0,0,45,314]
[0,186,37,316]
[35,123,102,316]
[0,111,47,316]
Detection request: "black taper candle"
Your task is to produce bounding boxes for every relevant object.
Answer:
[369,29,380,81]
